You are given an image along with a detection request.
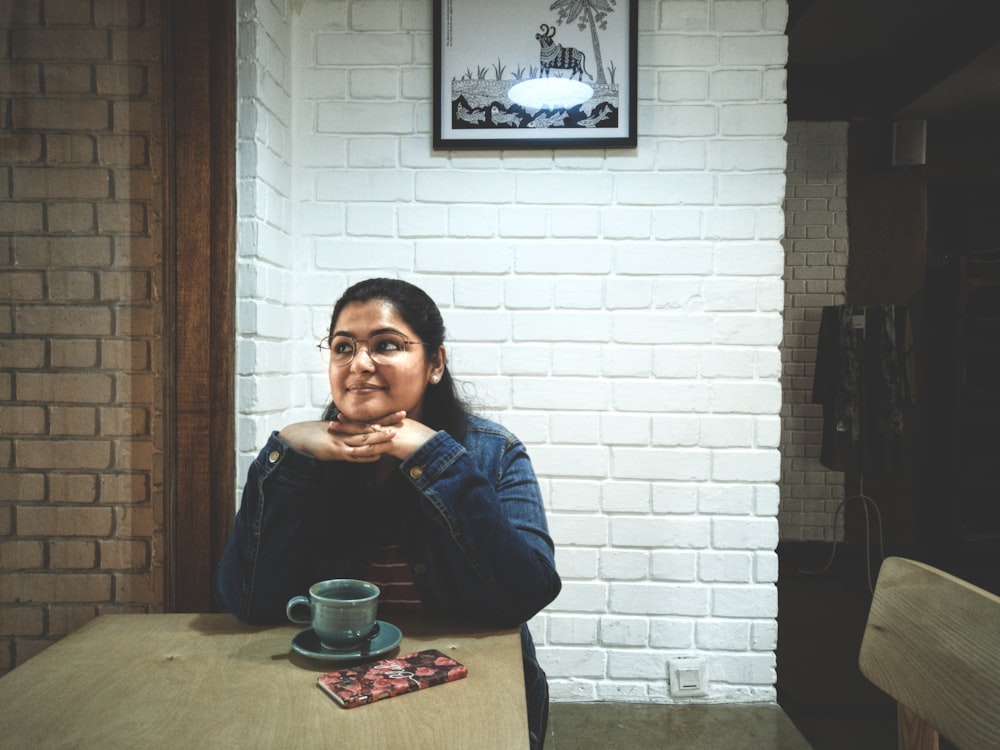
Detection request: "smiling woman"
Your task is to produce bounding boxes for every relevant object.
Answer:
[214,278,561,750]
[323,299,444,429]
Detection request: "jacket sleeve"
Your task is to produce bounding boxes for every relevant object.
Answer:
[213,433,322,624]
[400,429,561,628]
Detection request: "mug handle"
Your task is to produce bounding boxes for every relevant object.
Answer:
[286,595,311,624]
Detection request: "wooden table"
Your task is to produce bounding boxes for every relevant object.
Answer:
[0,613,528,749]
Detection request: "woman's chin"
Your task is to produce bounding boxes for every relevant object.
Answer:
[338,402,394,424]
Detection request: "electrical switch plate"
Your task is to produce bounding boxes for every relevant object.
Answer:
[668,656,708,697]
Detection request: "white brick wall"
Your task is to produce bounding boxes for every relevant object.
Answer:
[237,0,788,704]
[780,121,849,540]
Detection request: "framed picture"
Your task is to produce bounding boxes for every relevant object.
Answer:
[432,0,638,150]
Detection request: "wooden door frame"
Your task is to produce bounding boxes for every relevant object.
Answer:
[165,0,237,612]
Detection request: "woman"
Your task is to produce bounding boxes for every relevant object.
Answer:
[214,278,561,748]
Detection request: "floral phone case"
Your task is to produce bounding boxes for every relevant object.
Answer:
[316,648,468,708]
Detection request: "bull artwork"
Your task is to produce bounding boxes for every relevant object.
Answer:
[534,24,593,82]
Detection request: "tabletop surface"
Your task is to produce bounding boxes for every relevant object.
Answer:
[0,613,528,749]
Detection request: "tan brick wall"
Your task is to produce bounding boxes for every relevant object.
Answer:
[779,122,849,541]
[0,0,166,674]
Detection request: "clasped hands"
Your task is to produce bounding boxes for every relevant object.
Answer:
[278,411,436,463]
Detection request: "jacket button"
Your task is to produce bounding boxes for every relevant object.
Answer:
[413,563,427,575]
[408,466,424,480]
[268,450,280,463]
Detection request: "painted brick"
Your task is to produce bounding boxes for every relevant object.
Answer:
[754,550,779,583]
[512,379,611,411]
[231,0,789,703]
[752,619,779,651]
[611,517,710,549]
[597,550,648,584]
[720,36,786,66]
[542,647,607,679]
[554,581,610,613]
[549,615,599,645]
[547,414,598,445]
[611,582,709,616]
[650,550,698,581]
[712,449,781,482]
[498,206,547,238]
[699,551,753,582]
[601,482,650,514]
[600,616,650,647]
[548,480,600,512]
[315,33,412,66]
[397,204,446,237]
[700,484,755,515]
[317,101,414,134]
[548,515,608,547]
[548,206,600,239]
[512,312,611,342]
[554,548,599,579]
[414,172,515,204]
[448,205,498,238]
[600,414,650,446]
[649,618,695,649]
[696,619,751,650]
[348,68,399,99]
[551,346,604,377]
[711,585,778,619]
[443,309,511,342]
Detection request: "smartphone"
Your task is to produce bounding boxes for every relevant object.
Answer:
[317,648,468,708]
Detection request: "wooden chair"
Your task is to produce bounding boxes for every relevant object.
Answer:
[859,556,1000,750]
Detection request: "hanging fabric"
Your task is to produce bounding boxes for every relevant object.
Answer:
[811,304,916,473]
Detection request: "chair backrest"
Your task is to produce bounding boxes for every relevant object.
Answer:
[859,556,1000,750]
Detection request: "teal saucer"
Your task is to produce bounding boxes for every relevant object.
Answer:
[291,620,402,663]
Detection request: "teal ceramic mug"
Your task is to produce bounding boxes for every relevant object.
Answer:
[286,579,380,651]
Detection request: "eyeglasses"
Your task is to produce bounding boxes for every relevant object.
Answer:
[320,332,431,367]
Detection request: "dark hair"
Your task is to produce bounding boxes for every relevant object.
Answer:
[321,278,468,439]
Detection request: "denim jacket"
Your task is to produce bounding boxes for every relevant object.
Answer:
[214,414,560,747]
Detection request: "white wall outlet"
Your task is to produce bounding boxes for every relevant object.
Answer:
[668,656,708,697]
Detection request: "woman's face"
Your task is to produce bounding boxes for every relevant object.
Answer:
[327,300,445,424]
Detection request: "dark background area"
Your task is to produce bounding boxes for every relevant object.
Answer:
[781,3,1000,747]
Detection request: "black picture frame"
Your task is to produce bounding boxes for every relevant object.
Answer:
[432,0,638,150]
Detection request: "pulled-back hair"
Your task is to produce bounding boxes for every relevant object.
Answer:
[322,278,468,439]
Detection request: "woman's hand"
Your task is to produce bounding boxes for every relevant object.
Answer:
[277,411,436,463]
[278,415,400,463]
[331,411,437,462]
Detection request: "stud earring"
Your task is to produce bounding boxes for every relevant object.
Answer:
[431,375,440,383]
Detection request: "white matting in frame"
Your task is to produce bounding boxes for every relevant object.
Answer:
[433,0,638,150]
